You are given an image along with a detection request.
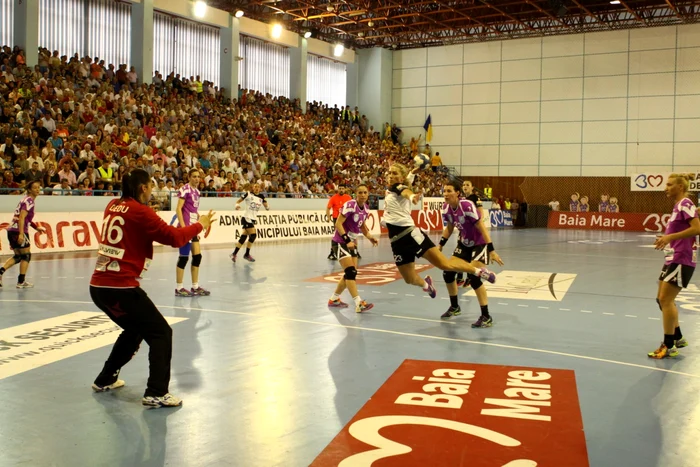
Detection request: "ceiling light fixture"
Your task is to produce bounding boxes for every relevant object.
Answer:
[333,43,344,57]
[235,10,244,18]
[193,1,207,18]
[304,31,312,39]
[271,23,283,39]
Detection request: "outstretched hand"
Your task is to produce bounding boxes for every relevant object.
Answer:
[199,210,217,229]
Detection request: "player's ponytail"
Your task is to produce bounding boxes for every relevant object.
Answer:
[121,169,151,202]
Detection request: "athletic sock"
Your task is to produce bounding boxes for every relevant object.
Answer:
[330,293,340,301]
[192,282,199,289]
[245,247,251,256]
[480,305,490,318]
[18,274,25,283]
[353,296,362,306]
[449,295,459,308]
[233,247,240,255]
[674,326,683,340]
[0,267,5,276]
[177,283,184,290]
[664,334,675,349]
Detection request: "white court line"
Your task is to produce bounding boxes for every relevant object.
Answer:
[372,291,382,294]
[498,302,509,306]
[441,297,449,300]
[560,308,571,311]
[388,293,398,295]
[581,310,593,313]
[383,314,456,325]
[305,285,315,288]
[405,294,415,297]
[538,306,549,309]
[517,305,529,308]
[158,279,167,281]
[3,299,700,379]
[224,281,233,284]
[625,315,638,318]
[603,312,615,316]
[649,317,660,321]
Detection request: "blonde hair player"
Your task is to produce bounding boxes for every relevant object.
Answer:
[328,184,378,313]
[383,163,497,298]
[650,174,700,359]
[439,181,504,326]
[231,183,269,263]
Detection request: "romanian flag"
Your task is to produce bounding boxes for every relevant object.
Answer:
[423,115,432,143]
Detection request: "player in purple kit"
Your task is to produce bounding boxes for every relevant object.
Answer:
[174,169,210,297]
[650,174,700,358]
[438,181,504,326]
[328,185,378,313]
[0,181,46,289]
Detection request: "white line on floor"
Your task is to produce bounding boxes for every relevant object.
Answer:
[305,285,314,288]
[240,282,249,284]
[560,308,570,311]
[3,298,700,379]
[405,294,415,297]
[517,304,529,308]
[441,297,449,300]
[649,317,660,320]
[383,314,456,325]
[603,312,615,316]
[581,310,593,313]
[158,279,166,281]
[224,281,233,284]
[372,291,381,294]
[498,302,509,306]
[538,306,549,309]
[625,315,638,318]
[388,292,398,295]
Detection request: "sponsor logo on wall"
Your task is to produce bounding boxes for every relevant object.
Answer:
[312,359,589,466]
[548,212,670,233]
[466,270,577,301]
[490,210,514,228]
[631,173,700,192]
[0,312,187,380]
[306,262,434,286]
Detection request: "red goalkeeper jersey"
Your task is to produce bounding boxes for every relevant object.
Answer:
[90,198,203,288]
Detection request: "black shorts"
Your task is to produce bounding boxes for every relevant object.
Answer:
[390,227,435,266]
[452,243,490,266]
[191,235,200,243]
[242,218,257,230]
[7,231,29,250]
[659,263,695,289]
[337,241,358,260]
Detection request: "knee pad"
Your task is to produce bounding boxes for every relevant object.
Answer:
[20,253,31,263]
[177,256,189,269]
[470,276,484,291]
[248,234,257,244]
[191,254,202,267]
[344,266,358,281]
[443,270,457,284]
[12,254,21,263]
[238,234,248,245]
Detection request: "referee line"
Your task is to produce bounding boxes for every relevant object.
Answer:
[2,299,696,379]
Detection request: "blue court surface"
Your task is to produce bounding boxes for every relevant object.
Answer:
[0,228,698,467]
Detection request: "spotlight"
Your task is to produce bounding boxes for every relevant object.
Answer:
[193,1,207,18]
[333,43,344,57]
[271,23,283,39]
[235,10,244,18]
[304,31,312,39]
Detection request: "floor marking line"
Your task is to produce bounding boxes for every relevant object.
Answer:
[3,299,699,379]
[581,310,593,313]
[603,312,615,316]
[383,314,456,325]
[405,294,415,297]
[372,291,382,294]
[498,302,509,305]
[649,317,661,321]
[625,315,638,318]
[388,292,398,295]
[538,306,549,309]
[517,304,529,308]
[560,308,571,311]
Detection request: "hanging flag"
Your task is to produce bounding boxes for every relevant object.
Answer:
[423,114,432,143]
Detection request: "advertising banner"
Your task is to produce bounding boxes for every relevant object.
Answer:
[631,173,700,192]
[312,359,589,467]
[489,210,513,228]
[548,211,670,232]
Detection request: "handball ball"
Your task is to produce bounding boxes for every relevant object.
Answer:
[414,153,430,170]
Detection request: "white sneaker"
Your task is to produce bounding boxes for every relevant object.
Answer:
[142,393,183,408]
[16,282,33,289]
[92,379,126,392]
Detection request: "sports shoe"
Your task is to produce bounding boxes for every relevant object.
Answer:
[92,379,126,392]
[648,343,679,359]
[328,298,349,308]
[676,337,689,348]
[441,306,461,319]
[142,393,183,408]
[355,301,374,313]
[191,287,211,296]
[243,254,255,262]
[0,275,3,288]
[477,268,496,284]
[230,253,237,263]
[472,315,493,328]
[423,275,436,298]
[175,288,193,297]
[16,282,33,289]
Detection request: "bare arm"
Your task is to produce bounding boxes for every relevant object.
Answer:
[176,198,185,226]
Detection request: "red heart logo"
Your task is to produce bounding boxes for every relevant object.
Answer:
[365,212,376,232]
[648,175,664,188]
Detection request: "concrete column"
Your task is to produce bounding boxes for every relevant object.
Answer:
[345,57,359,109]
[131,0,154,84]
[14,0,39,68]
[358,48,393,134]
[289,37,308,112]
[220,15,240,100]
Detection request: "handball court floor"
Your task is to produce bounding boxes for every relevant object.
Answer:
[1,228,699,467]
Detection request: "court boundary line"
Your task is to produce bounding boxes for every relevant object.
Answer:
[2,299,698,379]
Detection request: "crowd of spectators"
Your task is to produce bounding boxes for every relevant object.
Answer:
[0,45,451,210]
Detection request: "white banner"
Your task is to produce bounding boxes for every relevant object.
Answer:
[631,173,700,191]
[0,209,385,254]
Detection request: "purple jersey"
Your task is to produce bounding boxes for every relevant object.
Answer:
[608,204,618,213]
[177,184,200,226]
[599,202,609,212]
[664,198,698,267]
[7,196,35,232]
[442,199,485,247]
[570,200,579,212]
[332,200,369,243]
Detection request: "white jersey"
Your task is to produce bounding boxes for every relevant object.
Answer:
[383,183,415,233]
[240,191,266,221]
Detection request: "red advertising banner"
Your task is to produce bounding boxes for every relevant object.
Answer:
[376,209,444,234]
[548,211,670,233]
[312,359,588,466]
